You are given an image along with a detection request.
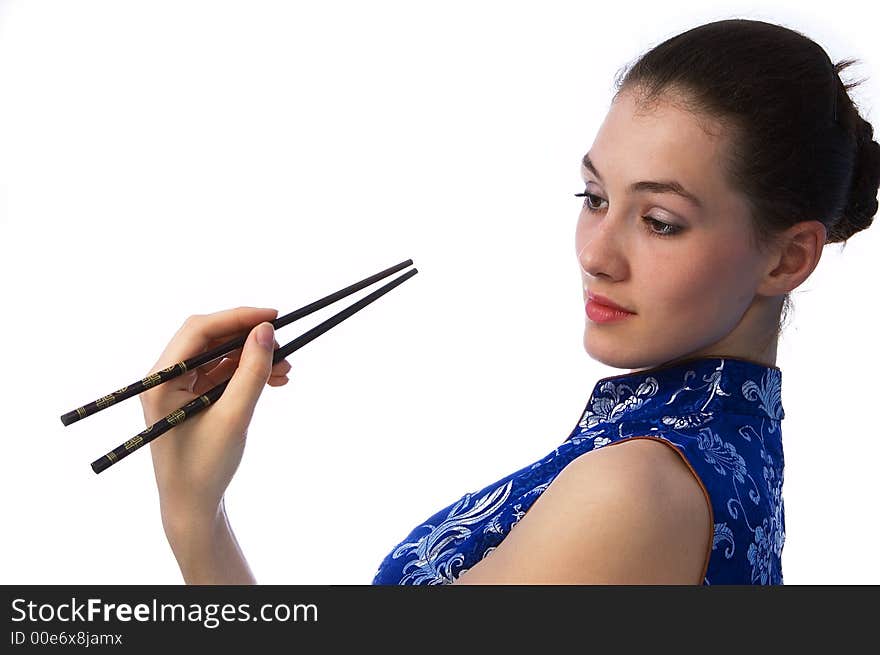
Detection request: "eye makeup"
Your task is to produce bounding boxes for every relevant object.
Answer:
[574,188,684,239]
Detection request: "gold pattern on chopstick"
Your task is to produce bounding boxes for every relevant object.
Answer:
[141,373,162,388]
[167,409,186,425]
[123,435,144,451]
[96,395,117,410]
[158,362,187,374]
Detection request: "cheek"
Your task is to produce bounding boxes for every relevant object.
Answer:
[645,239,755,323]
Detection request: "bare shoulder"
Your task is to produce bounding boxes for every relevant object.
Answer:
[570,437,710,506]
[452,437,712,585]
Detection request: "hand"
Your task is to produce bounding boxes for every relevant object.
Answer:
[139,307,292,536]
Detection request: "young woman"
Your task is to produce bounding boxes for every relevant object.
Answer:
[141,18,879,585]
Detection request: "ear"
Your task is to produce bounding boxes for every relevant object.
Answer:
[756,220,826,296]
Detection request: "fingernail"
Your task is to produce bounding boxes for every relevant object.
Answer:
[256,322,275,349]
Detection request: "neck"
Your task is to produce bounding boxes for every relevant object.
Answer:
[628,296,782,375]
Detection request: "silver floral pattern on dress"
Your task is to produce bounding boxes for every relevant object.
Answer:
[373,357,786,585]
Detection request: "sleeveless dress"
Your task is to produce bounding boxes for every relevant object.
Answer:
[372,355,786,585]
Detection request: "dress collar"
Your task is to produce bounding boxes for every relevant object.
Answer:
[580,356,784,428]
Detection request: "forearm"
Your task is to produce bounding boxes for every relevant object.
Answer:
[164,501,257,585]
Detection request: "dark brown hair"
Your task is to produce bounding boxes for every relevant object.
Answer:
[611,19,879,332]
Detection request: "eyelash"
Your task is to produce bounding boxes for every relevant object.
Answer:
[574,189,683,239]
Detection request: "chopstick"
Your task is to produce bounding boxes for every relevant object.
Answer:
[74,260,418,474]
[60,258,415,427]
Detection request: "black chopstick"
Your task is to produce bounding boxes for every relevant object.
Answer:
[60,258,415,427]
[89,264,418,474]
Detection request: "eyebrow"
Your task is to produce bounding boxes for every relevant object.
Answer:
[581,153,704,210]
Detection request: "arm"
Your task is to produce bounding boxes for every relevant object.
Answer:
[139,307,291,585]
[164,499,256,585]
[451,438,712,585]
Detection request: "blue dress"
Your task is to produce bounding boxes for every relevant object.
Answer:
[372,356,786,585]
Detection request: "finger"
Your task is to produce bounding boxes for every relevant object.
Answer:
[190,307,279,342]
[196,357,290,394]
[162,307,277,365]
[193,358,237,395]
[197,359,225,378]
[150,307,278,390]
[196,346,246,378]
[200,348,290,374]
[195,330,276,374]
[196,347,244,378]
[212,322,276,432]
[274,358,292,373]
[198,335,246,365]
[197,368,291,396]
[194,359,292,396]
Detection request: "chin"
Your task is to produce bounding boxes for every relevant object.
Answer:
[582,325,679,372]
[583,329,637,370]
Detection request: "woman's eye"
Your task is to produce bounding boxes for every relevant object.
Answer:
[574,189,683,238]
[574,190,605,211]
[643,217,682,238]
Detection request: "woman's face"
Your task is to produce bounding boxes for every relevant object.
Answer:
[575,89,779,373]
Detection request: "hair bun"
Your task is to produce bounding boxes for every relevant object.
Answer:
[831,117,880,243]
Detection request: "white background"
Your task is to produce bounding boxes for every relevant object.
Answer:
[0,0,876,585]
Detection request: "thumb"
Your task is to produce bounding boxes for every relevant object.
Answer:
[213,321,276,429]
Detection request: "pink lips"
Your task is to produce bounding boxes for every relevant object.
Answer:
[585,294,635,323]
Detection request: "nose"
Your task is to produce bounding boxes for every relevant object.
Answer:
[576,207,629,280]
